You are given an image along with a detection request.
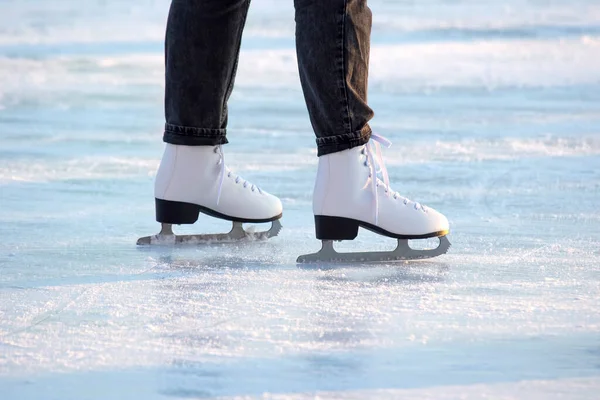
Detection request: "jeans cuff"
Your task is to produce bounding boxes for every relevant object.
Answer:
[163,123,229,146]
[315,125,372,156]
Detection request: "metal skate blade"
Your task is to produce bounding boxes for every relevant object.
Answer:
[136,219,282,246]
[296,235,451,264]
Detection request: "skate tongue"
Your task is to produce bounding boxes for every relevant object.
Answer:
[368,134,425,213]
[367,133,393,225]
[215,145,226,206]
[214,146,262,206]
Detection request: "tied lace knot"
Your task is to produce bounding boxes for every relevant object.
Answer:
[214,146,262,205]
[364,133,424,225]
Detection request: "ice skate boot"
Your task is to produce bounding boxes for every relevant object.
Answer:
[137,144,282,245]
[297,134,450,263]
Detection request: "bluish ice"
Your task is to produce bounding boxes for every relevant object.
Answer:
[0,0,599,399]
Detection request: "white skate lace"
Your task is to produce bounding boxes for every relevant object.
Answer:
[364,133,425,225]
[215,145,262,205]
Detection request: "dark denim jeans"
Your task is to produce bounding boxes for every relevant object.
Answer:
[163,0,374,156]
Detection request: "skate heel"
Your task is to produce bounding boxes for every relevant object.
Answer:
[315,215,359,240]
[155,198,200,224]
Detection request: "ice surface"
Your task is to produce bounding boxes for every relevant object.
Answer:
[1,0,599,399]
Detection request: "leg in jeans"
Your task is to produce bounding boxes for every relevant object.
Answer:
[294,0,374,157]
[163,0,251,146]
[294,0,450,252]
[152,0,282,229]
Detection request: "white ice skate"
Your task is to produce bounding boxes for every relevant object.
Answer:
[137,144,282,245]
[297,134,450,263]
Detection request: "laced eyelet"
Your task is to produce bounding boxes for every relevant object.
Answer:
[243,182,248,188]
[213,147,219,153]
[235,177,240,184]
[363,161,368,167]
[251,187,255,192]
[403,199,408,205]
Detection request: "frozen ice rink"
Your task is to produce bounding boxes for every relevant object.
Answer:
[1,0,599,398]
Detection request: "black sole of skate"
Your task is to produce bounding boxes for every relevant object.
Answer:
[296,215,450,263]
[314,215,448,240]
[155,198,282,224]
[136,199,282,246]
